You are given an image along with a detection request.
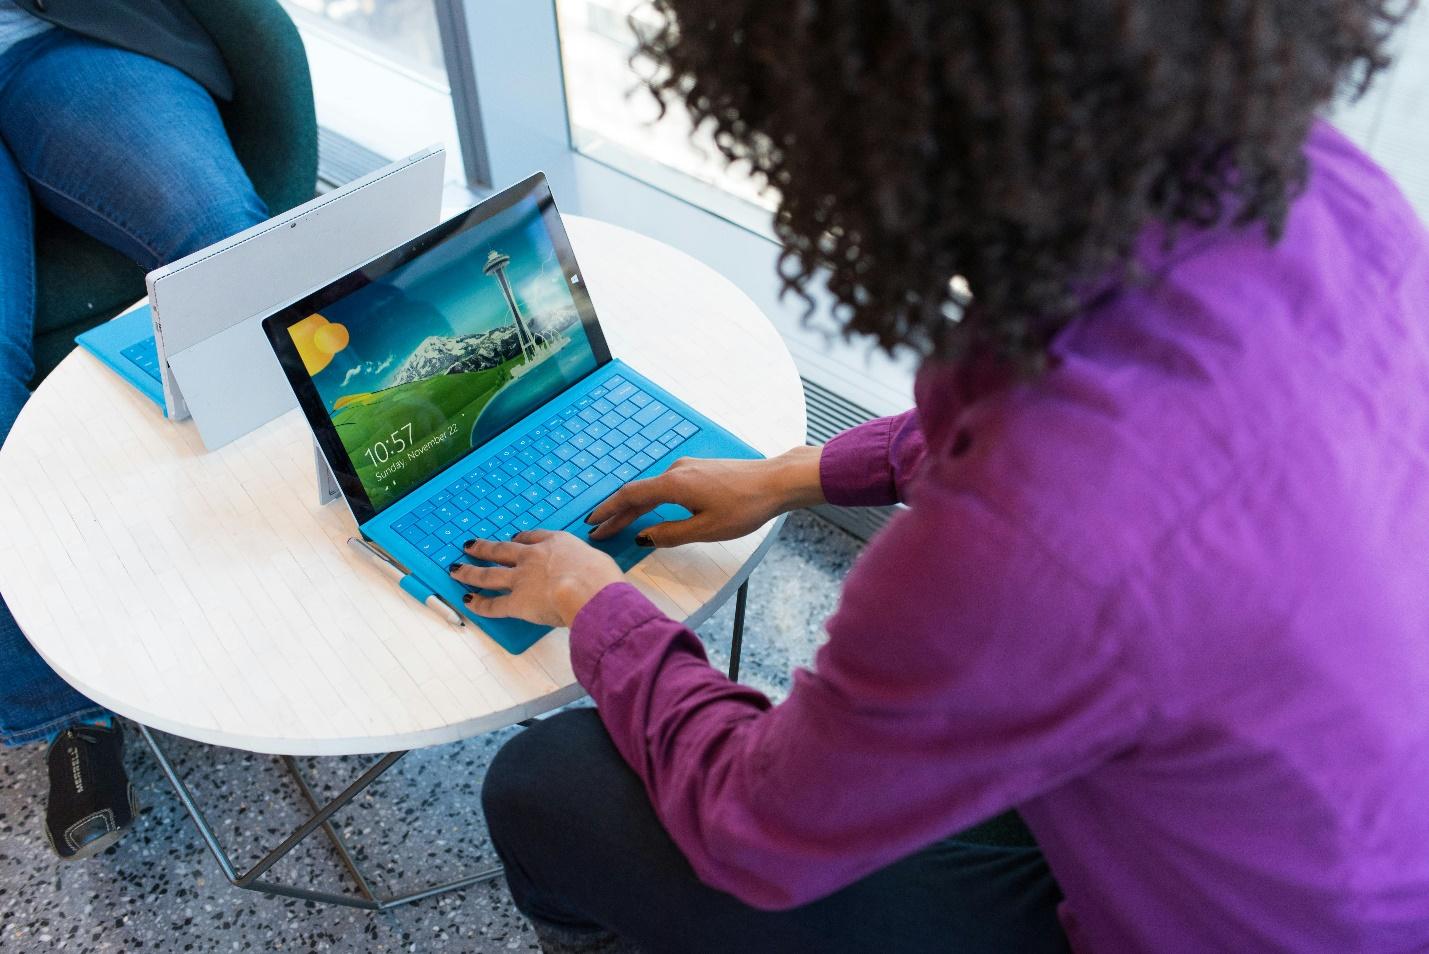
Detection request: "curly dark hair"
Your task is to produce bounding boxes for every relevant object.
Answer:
[632,0,1415,368]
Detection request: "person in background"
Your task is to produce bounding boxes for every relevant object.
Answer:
[458,0,1429,951]
[0,0,267,859]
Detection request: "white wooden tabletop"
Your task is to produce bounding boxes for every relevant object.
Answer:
[0,217,806,756]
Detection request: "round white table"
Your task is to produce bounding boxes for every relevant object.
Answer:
[0,215,805,908]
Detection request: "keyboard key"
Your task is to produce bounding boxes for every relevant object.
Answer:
[415,502,436,516]
[490,488,513,506]
[506,494,531,515]
[502,459,524,476]
[674,420,699,439]
[518,448,539,465]
[493,524,518,542]
[576,397,593,409]
[544,417,562,429]
[432,490,452,503]
[446,479,467,494]
[631,452,656,471]
[590,385,608,399]
[473,498,495,517]
[587,440,613,458]
[617,418,642,437]
[585,422,610,440]
[515,435,531,448]
[554,462,578,481]
[592,398,614,414]
[473,521,497,538]
[400,522,426,543]
[560,407,578,420]
[536,438,558,454]
[436,504,458,521]
[418,536,442,555]
[453,493,476,510]
[538,454,560,471]
[555,444,578,461]
[393,514,416,532]
[625,434,650,452]
[595,456,620,474]
[578,467,602,485]
[490,507,512,526]
[521,466,542,483]
[436,545,462,567]
[418,514,443,534]
[614,463,638,481]
[547,490,571,509]
[498,505,525,523]
[566,417,588,434]
[600,411,623,429]
[607,382,637,403]
[570,433,592,449]
[539,474,561,492]
[469,479,496,496]
[454,512,475,530]
[578,407,600,424]
[481,458,502,472]
[611,445,634,462]
[629,391,652,408]
[529,501,554,521]
[615,400,638,418]
[437,524,459,541]
[633,401,667,426]
[514,513,538,532]
[521,485,543,503]
[572,452,596,471]
[643,410,683,440]
[661,432,683,449]
[504,475,528,493]
[606,374,626,386]
[530,425,547,438]
[563,478,587,496]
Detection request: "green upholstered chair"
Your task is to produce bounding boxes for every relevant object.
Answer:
[28,0,318,387]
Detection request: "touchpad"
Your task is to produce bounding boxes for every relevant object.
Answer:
[564,504,692,568]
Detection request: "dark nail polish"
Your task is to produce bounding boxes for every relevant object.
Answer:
[448,562,462,574]
[462,539,476,549]
[462,593,473,604]
[635,533,653,548]
[584,511,597,524]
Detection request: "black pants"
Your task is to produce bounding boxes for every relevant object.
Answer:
[481,709,1070,954]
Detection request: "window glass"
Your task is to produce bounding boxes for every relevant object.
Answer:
[555,0,776,227]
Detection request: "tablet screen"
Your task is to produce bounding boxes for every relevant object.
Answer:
[272,180,607,517]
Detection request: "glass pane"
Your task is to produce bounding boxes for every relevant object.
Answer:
[556,0,776,225]
[279,1,462,178]
[281,0,446,80]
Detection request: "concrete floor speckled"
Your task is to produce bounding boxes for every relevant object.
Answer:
[0,512,861,953]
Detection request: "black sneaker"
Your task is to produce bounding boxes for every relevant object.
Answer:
[44,724,138,861]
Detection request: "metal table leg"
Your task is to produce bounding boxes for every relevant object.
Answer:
[728,579,748,682]
[139,724,504,910]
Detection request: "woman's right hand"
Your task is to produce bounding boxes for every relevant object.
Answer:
[586,445,826,548]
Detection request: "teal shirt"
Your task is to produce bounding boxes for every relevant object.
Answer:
[0,0,50,60]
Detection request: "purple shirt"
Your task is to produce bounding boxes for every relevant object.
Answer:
[569,122,1429,951]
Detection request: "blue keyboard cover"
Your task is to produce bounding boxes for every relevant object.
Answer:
[365,360,762,654]
[120,336,162,382]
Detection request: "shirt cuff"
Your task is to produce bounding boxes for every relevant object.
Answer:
[569,582,669,687]
[818,417,898,507]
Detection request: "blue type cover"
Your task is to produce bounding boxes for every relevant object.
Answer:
[73,306,166,412]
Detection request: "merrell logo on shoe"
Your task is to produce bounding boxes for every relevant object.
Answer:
[69,747,84,794]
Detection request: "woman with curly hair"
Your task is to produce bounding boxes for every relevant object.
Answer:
[461,1,1429,950]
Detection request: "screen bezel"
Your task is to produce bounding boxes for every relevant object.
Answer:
[262,172,612,524]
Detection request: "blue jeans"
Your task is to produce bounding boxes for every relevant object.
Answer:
[0,30,269,746]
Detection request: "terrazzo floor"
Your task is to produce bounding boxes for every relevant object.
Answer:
[0,511,862,953]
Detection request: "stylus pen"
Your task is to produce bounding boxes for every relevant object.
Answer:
[347,536,465,629]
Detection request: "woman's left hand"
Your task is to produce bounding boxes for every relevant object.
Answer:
[449,531,624,628]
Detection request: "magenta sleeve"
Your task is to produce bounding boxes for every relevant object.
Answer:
[818,410,927,507]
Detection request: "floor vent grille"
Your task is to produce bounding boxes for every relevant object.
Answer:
[801,378,898,543]
[317,128,390,190]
